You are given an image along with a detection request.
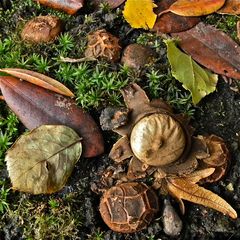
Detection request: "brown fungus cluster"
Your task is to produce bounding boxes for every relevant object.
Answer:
[98,83,237,234]
[84,29,121,62]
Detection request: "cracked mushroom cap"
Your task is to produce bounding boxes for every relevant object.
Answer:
[99,182,159,233]
[130,113,186,167]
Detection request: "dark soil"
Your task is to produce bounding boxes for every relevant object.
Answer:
[0,1,240,240]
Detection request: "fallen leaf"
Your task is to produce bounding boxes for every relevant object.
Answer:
[153,0,200,33]
[35,0,84,15]
[0,68,74,97]
[217,0,240,15]
[123,0,157,29]
[6,125,82,194]
[159,0,226,17]
[165,177,237,219]
[0,76,104,158]
[172,22,240,80]
[164,39,218,105]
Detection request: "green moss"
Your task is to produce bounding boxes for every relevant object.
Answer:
[204,14,240,41]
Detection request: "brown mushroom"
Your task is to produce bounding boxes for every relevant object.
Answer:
[21,15,62,44]
[99,182,159,233]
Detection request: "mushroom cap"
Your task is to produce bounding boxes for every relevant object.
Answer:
[130,113,186,167]
[99,182,159,233]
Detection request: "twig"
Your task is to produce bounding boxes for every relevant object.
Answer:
[59,56,97,63]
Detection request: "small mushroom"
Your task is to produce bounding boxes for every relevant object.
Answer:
[21,15,62,44]
[85,29,121,62]
[99,182,159,233]
[121,44,156,69]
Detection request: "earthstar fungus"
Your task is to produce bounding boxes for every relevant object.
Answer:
[99,83,237,233]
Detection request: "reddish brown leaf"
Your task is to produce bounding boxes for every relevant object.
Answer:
[35,0,84,15]
[0,68,74,97]
[159,0,225,17]
[0,76,104,158]
[153,0,200,34]
[217,0,240,15]
[172,22,240,80]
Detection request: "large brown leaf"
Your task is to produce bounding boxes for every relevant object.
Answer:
[6,125,82,194]
[153,0,200,33]
[35,0,84,15]
[172,22,240,80]
[217,0,240,15]
[0,76,104,158]
[166,177,237,219]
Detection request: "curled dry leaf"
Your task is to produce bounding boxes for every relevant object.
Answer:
[6,125,82,194]
[217,0,240,15]
[0,68,74,97]
[159,0,225,17]
[165,177,237,219]
[21,15,62,44]
[35,0,84,15]
[198,135,230,183]
[0,76,104,158]
[153,0,200,34]
[123,0,157,29]
[172,22,240,80]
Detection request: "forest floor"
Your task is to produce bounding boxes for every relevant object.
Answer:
[0,1,240,240]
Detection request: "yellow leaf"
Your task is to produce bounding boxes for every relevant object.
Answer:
[123,0,157,29]
[166,178,237,219]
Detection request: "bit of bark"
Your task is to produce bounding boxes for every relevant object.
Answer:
[121,44,156,70]
[100,107,129,131]
[0,76,104,158]
[91,0,126,9]
[109,136,133,163]
[59,56,97,63]
[237,21,240,41]
[172,22,240,80]
[162,199,183,237]
[35,0,84,15]
[153,0,200,34]
[21,15,62,44]
[165,177,237,219]
[85,29,121,63]
[127,156,149,180]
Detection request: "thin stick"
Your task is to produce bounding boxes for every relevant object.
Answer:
[59,56,97,63]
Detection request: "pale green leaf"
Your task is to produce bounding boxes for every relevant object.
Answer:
[5,125,82,194]
[164,39,218,105]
